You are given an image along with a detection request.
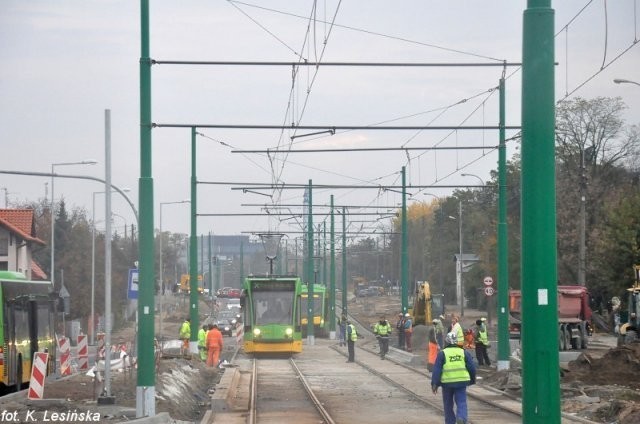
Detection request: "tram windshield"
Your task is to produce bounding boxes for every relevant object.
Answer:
[300,294,323,318]
[253,290,295,325]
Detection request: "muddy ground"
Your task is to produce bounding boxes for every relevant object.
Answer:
[348,294,640,424]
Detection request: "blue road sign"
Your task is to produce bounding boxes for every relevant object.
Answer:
[128,268,139,300]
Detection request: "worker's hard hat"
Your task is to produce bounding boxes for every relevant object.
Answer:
[432,318,438,323]
[480,317,487,322]
[445,332,458,346]
[439,315,445,320]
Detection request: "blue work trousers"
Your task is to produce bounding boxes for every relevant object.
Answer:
[441,385,468,424]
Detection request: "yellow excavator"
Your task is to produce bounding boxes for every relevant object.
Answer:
[411,281,445,325]
[614,272,640,346]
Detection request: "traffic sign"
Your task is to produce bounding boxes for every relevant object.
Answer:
[483,276,494,286]
[127,268,139,300]
[484,286,495,296]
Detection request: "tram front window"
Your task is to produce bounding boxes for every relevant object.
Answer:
[254,291,294,325]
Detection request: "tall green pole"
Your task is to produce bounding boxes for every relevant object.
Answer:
[306,180,315,345]
[294,240,299,276]
[341,207,347,316]
[522,1,559,422]
[330,195,336,337]
[497,76,510,371]
[189,127,199,354]
[401,166,408,314]
[240,241,244,287]
[137,0,155,417]
[208,232,213,296]
[323,221,327,285]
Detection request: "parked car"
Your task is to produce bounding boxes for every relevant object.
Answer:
[217,287,233,298]
[227,288,242,298]
[216,309,241,336]
[226,298,241,310]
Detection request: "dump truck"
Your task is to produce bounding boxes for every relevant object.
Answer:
[509,285,592,350]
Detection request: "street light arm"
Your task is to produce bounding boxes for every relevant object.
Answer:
[613,78,640,86]
[461,173,486,186]
[0,169,138,224]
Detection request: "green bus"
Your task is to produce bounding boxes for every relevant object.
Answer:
[0,271,57,392]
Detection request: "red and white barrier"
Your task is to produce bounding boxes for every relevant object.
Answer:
[77,334,88,370]
[28,352,49,400]
[96,333,105,359]
[57,335,71,376]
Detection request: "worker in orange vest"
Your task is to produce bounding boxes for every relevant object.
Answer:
[206,323,224,368]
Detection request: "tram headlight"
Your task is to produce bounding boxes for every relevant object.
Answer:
[320,319,325,326]
[253,328,261,336]
[285,327,293,336]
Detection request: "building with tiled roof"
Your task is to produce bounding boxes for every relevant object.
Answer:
[0,208,47,280]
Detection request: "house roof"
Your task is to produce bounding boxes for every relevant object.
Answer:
[31,260,48,280]
[0,209,46,245]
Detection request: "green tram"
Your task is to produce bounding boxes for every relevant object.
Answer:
[241,275,303,354]
[300,284,329,337]
[0,271,57,392]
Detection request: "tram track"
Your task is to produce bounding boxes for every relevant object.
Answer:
[249,357,333,424]
[350,335,598,424]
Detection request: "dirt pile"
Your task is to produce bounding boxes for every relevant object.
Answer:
[564,342,640,389]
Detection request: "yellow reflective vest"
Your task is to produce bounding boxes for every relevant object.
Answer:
[441,346,471,384]
[198,328,207,348]
[374,321,391,336]
[348,324,358,341]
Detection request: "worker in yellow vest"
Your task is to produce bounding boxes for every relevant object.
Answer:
[431,332,476,424]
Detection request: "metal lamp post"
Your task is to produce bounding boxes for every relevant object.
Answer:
[91,187,131,345]
[158,199,190,341]
[51,160,98,289]
[448,201,464,316]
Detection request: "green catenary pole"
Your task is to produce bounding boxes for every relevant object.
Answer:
[240,240,244,287]
[341,207,347,316]
[189,127,199,353]
[522,1,560,422]
[306,180,315,345]
[208,232,212,296]
[401,166,408,314]
[497,76,510,371]
[330,195,336,336]
[137,0,155,417]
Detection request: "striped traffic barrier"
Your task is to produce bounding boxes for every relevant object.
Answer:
[57,335,71,376]
[77,334,89,371]
[96,333,105,359]
[28,352,49,400]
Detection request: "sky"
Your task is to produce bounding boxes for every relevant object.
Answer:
[1,1,638,241]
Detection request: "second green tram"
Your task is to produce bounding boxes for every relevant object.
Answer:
[241,275,303,354]
[300,284,329,337]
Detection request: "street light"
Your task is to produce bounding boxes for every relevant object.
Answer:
[91,188,131,345]
[448,200,464,316]
[613,78,640,87]
[461,173,486,187]
[159,199,190,341]
[51,160,97,289]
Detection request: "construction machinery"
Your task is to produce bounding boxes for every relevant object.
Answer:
[411,281,445,325]
[509,285,592,350]
[613,275,640,346]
